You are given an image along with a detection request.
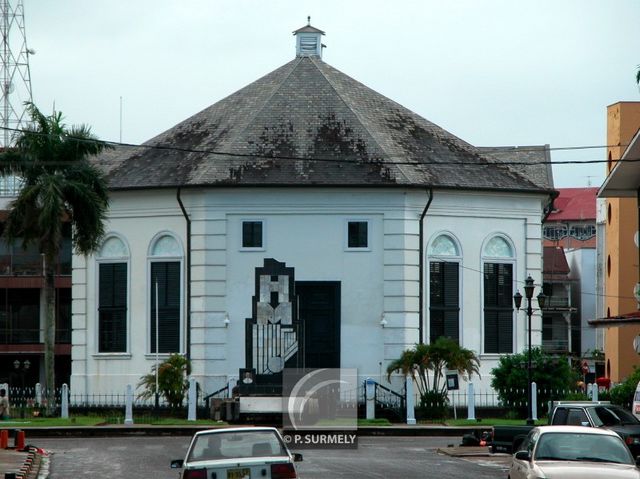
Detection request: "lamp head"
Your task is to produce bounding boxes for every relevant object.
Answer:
[537,292,546,309]
[524,275,535,299]
[513,290,523,310]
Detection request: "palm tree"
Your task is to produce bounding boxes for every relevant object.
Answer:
[0,103,110,414]
[387,337,480,418]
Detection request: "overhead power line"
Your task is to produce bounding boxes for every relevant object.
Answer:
[0,125,628,168]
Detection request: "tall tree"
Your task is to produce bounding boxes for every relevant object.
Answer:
[0,103,109,414]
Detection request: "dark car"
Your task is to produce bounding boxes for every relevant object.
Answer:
[551,403,640,457]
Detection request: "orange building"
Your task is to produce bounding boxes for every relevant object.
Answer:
[594,102,640,382]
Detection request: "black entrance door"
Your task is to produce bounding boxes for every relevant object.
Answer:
[296,281,340,369]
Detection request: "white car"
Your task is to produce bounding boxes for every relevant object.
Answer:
[171,426,303,479]
[509,425,640,479]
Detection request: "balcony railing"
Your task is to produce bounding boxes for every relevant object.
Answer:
[542,338,569,353]
[0,327,71,344]
[0,254,71,276]
[545,296,571,308]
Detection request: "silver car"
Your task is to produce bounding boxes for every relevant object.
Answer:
[171,427,303,479]
[509,425,640,479]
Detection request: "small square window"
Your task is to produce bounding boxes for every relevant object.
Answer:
[242,221,263,248]
[348,221,368,248]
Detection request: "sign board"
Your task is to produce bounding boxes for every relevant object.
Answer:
[446,373,459,391]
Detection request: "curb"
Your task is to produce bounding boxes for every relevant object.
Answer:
[0,445,49,479]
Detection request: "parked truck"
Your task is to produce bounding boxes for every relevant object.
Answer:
[491,401,640,456]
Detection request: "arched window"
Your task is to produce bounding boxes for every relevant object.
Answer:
[482,235,515,354]
[148,233,183,354]
[427,234,461,344]
[483,236,513,258]
[97,235,129,353]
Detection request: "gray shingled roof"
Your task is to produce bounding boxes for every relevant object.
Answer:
[95,56,552,194]
[293,25,325,34]
[477,145,554,190]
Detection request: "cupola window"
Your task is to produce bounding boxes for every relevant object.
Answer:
[293,17,325,58]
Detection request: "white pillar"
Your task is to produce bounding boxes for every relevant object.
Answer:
[60,383,69,419]
[467,382,476,421]
[124,384,134,425]
[406,375,416,425]
[35,382,42,405]
[531,382,538,421]
[365,378,375,420]
[592,383,599,402]
[188,377,197,421]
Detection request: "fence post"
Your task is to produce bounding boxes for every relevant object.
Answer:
[592,383,599,402]
[531,382,538,421]
[227,376,238,399]
[60,383,69,419]
[365,378,375,420]
[124,384,134,425]
[467,382,475,421]
[188,377,197,421]
[35,383,42,406]
[406,375,416,425]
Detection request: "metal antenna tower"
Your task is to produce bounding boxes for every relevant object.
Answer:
[0,0,33,148]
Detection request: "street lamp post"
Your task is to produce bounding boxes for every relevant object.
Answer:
[13,359,31,419]
[513,275,546,426]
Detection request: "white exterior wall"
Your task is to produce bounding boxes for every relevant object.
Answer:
[566,248,597,355]
[423,190,544,390]
[71,187,545,396]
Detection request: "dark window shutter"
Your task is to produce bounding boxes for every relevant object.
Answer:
[429,261,459,343]
[98,263,127,352]
[484,310,498,353]
[150,262,181,353]
[497,310,513,353]
[483,262,513,353]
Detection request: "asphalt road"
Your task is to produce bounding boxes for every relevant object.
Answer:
[34,436,510,478]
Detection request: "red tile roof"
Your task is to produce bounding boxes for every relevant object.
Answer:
[543,246,570,277]
[588,310,640,326]
[547,187,597,221]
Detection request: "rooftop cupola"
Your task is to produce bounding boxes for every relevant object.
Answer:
[293,17,325,58]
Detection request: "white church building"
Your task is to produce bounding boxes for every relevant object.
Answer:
[70,22,555,398]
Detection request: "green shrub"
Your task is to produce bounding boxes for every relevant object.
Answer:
[491,348,579,418]
[137,353,191,408]
[418,390,449,420]
[562,391,589,401]
[609,367,640,407]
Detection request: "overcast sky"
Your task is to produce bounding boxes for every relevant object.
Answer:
[23,1,640,188]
